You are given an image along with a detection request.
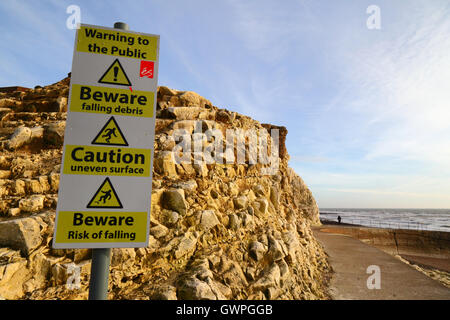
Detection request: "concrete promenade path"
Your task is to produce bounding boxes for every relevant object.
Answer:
[313,226,450,300]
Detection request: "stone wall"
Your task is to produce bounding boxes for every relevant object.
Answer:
[0,77,330,300]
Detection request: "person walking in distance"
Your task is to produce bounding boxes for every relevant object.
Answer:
[338,215,342,224]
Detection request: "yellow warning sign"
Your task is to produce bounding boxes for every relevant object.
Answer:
[54,24,159,249]
[54,211,147,244]
[70,84,154,118]
[98,59,132,87]
[87,177,123,208]
[92,116,128,146]
[63,145,151,177]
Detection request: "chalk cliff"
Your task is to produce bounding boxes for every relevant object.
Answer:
[0,77,330,300]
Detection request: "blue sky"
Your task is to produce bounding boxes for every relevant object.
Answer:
[1,0,449,208]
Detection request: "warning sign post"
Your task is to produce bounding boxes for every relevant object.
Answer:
[53,22,159,300]
[53,22,159,251]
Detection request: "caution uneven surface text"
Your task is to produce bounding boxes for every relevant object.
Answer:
[63,145,151,177]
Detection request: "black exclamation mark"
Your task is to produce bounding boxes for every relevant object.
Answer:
[113,66,118,82]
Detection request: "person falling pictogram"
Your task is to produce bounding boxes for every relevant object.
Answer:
[102,127,117,143]
[96,189,112,204]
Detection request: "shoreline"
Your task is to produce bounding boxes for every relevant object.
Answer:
[319,208,450,233]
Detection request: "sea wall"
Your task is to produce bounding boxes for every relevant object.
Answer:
[319,226,450,258]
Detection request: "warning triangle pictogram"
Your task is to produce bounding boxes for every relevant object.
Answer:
[98,58,132,87]
[87,177,123,209]
[91,116,129,146]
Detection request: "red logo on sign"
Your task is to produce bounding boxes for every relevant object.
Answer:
[140,61,154,79]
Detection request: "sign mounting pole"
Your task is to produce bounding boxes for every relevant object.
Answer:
[87,21,129,301]
[88,247,111,300]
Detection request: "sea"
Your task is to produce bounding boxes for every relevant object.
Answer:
[319,208,450,233]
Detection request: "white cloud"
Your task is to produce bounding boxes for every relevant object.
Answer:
[334,2,450,166]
